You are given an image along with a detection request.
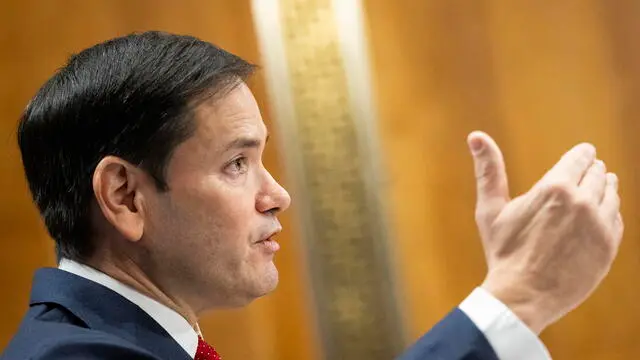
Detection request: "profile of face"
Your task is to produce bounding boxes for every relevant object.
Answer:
[138,83,291,310]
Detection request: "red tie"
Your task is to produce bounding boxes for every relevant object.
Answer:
[195,336,221,360]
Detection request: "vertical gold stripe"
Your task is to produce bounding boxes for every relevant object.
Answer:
[252,0,404,358]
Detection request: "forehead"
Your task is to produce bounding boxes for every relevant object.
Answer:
[192,82,267,146]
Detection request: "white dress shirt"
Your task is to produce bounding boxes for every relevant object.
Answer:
[59,259,551,359]
[58,259,200,358]
[460,287,552,359]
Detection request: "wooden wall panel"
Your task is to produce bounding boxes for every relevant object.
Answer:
[0,2,319,359]
[5,1,640,359]
[364,1,640,358]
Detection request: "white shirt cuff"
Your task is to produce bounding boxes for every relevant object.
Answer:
[459,287,552,360]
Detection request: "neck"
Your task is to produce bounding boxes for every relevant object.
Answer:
[82,250,200,330]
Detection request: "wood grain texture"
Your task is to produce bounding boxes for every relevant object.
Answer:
[364,0,640,358]
[0,2,319,359]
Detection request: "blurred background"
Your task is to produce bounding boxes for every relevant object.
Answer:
[2,0,640,359]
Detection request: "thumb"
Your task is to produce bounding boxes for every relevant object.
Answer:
[467,131,510,224]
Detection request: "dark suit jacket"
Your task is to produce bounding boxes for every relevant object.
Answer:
[2,268,498,359]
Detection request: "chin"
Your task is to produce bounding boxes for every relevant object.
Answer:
[228,262,280,307]
[256,261,279,295]
[247,261,279,300]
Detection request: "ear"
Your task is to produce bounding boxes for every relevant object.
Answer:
[92,156,146,242]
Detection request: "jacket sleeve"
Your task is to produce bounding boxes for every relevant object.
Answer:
[397,308,499,360]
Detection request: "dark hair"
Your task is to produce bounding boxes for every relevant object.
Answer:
[17,31,256,261]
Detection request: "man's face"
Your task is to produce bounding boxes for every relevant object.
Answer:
[141,82,291,310]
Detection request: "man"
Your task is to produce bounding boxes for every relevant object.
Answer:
[1,31,622,360]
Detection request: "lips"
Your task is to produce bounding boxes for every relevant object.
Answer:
[257,226,282,244]
[255,227,282,253]
[257,238,281,253]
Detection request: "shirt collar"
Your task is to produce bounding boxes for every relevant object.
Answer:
[58,258,199,358]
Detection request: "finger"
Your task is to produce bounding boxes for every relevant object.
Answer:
[578,160,607,203]
[615,212,624,245]
[468,131,510,223]
[536,143,596,188]
[600,173,620,225]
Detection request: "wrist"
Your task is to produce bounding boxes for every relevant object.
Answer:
[480,278,548,334]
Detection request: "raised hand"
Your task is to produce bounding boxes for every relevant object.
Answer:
[467,131,623,334]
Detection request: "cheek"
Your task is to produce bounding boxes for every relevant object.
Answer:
[178,182,256,248]
[149,197,251,279]
[154,174,260,258]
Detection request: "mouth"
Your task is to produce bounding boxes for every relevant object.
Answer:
[255,227,282,253]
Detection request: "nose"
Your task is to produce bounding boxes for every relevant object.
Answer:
[256,168,291,215]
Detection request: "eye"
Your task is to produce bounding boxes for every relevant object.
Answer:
[226,156,249,176]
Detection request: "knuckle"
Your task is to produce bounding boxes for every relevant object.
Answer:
[476,161,497,183]
[540,182,602,214]
[542,182,576,201]
[573,196,596,213]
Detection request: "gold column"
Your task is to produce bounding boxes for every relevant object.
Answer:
[252,0,405,358]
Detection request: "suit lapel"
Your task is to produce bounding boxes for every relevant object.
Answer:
[30,268,192,360]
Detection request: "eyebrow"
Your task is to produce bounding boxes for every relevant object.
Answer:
[224,133,270,152]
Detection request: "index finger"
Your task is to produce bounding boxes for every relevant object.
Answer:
[535,143,596,188]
